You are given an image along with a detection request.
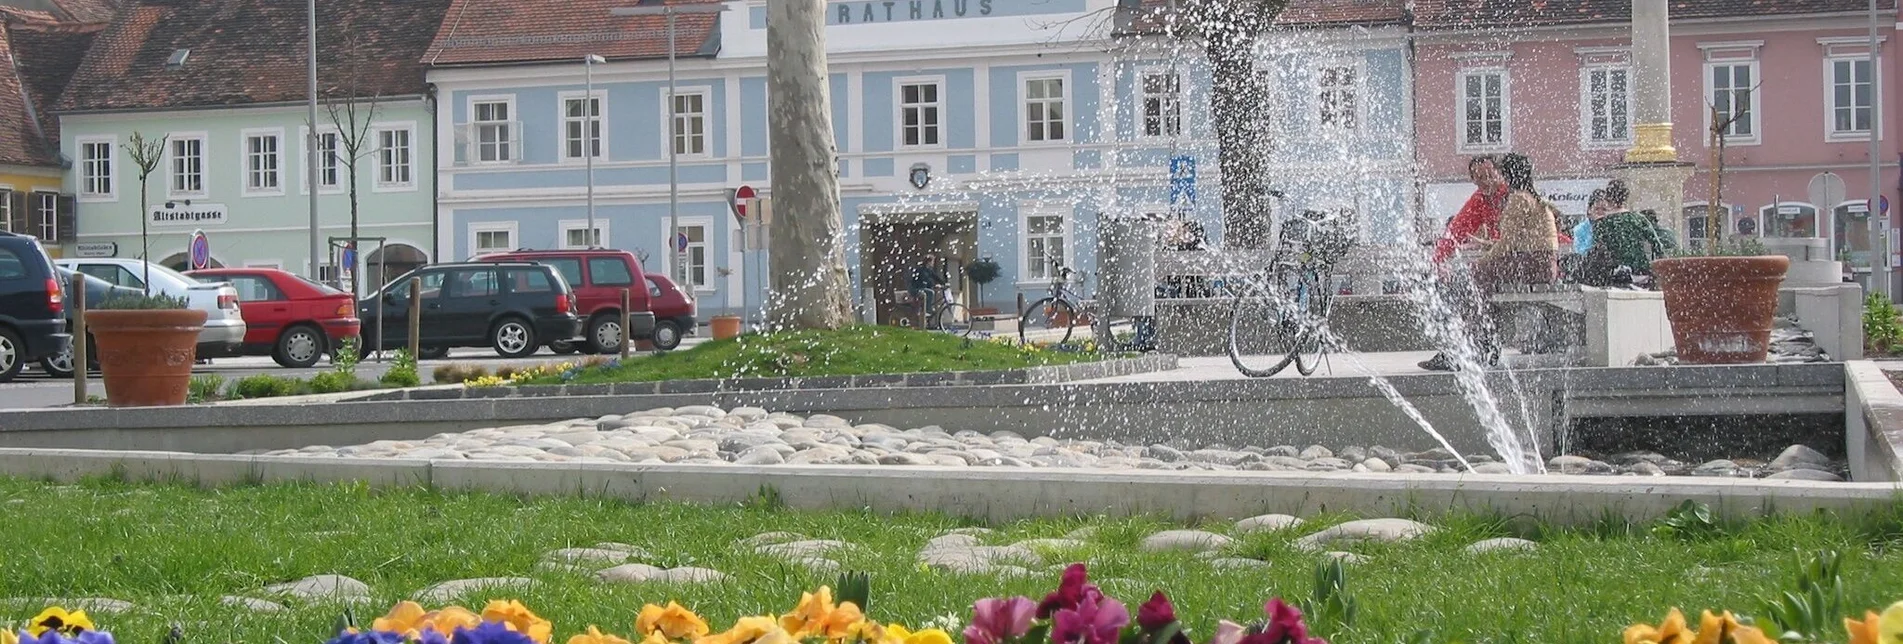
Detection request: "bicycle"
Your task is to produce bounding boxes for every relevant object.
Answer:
[1018,263,1086,346]
[1227,208,1357,378]
[900,285,975,339]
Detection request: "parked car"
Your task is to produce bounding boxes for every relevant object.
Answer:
[187,268,361,368]
[0,231,71,382]
[55,258,246,359]
[645,273,697,351]
[475,248,655,354]
[360,262,582,358]
[36,267,144,378]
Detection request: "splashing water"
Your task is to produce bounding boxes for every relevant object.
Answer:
[1331,346,1476,473]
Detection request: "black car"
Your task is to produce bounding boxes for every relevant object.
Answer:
[359,262,583,359]
[0,231,71,382]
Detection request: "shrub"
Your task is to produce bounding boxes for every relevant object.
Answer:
[1865,293,1902,354]
[332,337,360,378]
[186,374,225,404]
[95,292,189,310]
[308,371,363,394]
[494,365,520,380]
[380,349,421,388]
[432,364,466,384]
[228,374,304,399]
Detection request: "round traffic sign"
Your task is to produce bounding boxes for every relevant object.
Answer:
[189,230,210,270]
[674,232,689,252]
[735,185,756,219]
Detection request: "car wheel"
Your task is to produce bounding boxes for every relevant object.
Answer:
[652,320,682,351]
[272,325,327,369]
[585,314,623,354]
[549,341,579,355]
[418,346,451,360]
[492,318,537,359]
[39,336,93,378]
[0,327,22,384]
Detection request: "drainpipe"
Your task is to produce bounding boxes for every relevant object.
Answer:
[427,83,440,264]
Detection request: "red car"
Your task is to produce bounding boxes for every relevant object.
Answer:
[645,273,697,351]
[186,268,361,368]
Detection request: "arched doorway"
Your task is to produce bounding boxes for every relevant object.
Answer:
[365,243,429,290]
[159,252,224,272]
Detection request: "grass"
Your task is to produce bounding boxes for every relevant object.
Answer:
[3,478,1903,643]
[537,326,1103,386]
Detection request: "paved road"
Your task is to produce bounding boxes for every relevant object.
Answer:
[0,341,705,410]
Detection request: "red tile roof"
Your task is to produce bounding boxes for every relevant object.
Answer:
[1411,0,1897,29]
[56,0,452,113]
[43,0,122,23]
[0,9,101,167]
[422,0,721,67]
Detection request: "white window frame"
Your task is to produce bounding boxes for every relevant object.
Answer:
[76,135,116,202]
[468,94,518,165]
[1455,67,1510,152]
[1136,67,1182,140]
[558,219,609,249]
[468,222,519,258]
[240,128,285,197]
[559,90,607,163]
[1824,54,1881,141]
[1315,61,1361,130]
[0,186,11,233]
[663,86,712,159]
[1020,71,1070,144]
[1018,203,1072,286]
[298,126,346,195]
[165,131,208,199]
[1579,64,1634,148]
[662,215,716,292]
[1700,42,1764,146]
[895,76,946,149]
[32,191,57,242]
[372,122,417,192]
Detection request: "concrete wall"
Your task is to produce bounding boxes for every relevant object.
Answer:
[1845,361,1903,481]
[1792,284,1866,360]
[1585,287,1671,367]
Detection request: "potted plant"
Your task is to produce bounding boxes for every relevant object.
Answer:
[88,291,206,406]
[1653,233,1787,364]
[965,257,1002,316]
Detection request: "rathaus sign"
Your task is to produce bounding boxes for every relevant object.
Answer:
[747,0,1085,28]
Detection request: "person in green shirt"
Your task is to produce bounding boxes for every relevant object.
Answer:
[1576,181,1676,288]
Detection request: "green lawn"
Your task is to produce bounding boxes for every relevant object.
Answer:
[2,478,1902,643]
[537,326,1102,385]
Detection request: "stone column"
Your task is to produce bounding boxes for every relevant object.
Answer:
[1617,0,1696,245]
[765,0,853,329]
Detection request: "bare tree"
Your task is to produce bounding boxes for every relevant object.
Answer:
[323,35,384,297]
[121,131,167,294]
[1158,0,1287,249]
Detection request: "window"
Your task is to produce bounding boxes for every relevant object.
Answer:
[377,127,413,188]
[668,90,708,156]
[0,189,11,233]
[1681,205,1722,252]
[471,224,515,257]
[309,130,341,190]
[389,270,446,303]
[1140,71,1181,138]
[563,94,603,161]
[898,81,942,147]
[1828,57,1875,138]
[1582,66,1632,146]
[0,248,22,279]
[542,258,583,286]
[473,99,515,162]
[588,257,634,286]
[78,264,143,289]
[169,135,205,196]
[1457,69,1507,150]
[227,275,285,302]
[1023,210,1067,282]
[79,139,113,198]
[450,268,499,298]
[674,224,708,289]
[1708,62,1759,143]
[1318,65,1358,129]
[505,268,553,294]
[560,220,606,249]
[33,192,56,242]
[1024,75,1067,143]
[244,131,281,194]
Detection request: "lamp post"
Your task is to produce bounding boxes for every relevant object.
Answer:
[585,54,606,247]
[306,0,321,280]
[1867,0,1890,298]
[610,2,728,282]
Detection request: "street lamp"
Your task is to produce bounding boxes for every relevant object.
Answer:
[306,0,321,281]
[584,53,606,247]
[610,1,729,282]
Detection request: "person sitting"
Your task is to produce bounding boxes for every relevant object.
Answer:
[1421,152,1558,371]
[1576,181,1675,288]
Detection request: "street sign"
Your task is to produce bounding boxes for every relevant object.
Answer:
[73,242,116,258]
[188,230,210,270]
[673,232,690,252]
[1168,156,1196,206]
[732,185,756,223]
[745,198,773,251]
[1808,172,1847,212]
[1883,195,1891,216]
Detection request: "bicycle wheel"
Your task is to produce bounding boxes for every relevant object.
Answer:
[1294,267,1334,376]
[1227,272,1304,378]
[1019,297,1077,347]
[938,303,977,339]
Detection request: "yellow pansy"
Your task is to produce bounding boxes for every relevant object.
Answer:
[27,608,93,637]
[642,632,674,644]
[482,600,554,644]
[374,601,431,635]
[3,628,17,644]
[431,606,485,635]
[1625,608,1692,644]
[637,602,711,640]
[883,625,953,644]
[569,625,635,644]
[841,621,890,644]
[696,616,782,644]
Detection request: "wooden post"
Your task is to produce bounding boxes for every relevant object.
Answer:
[620,288,632,359]
[406,277,421,359]
[70,272,86,404]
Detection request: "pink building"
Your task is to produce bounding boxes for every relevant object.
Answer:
[1412,0,1899,282]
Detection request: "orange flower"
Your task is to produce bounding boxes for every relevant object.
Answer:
[1848,611,1883,644]
[482,600,554,644]
[637,602,711,641]
[695,616,783,644]
[569,625,635,644]
[1626,608,1693,644]
[374,601,431,636]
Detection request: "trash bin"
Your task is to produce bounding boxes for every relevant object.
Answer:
[1097,213,1162,318]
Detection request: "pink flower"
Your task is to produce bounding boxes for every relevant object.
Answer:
[1208,621,1245,644]
[1241,600,1324,644]
[964,597,1036,644]
[1037,564,1103,619]
[1136,593,1175,632]
[1051,594,1129,644]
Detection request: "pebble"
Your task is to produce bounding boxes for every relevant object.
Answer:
[1140,529,1235,552]
[1765,469,1845,482]
[1207,557,1271,570]
[1464,538,1538,554]
[1234,513,1303,534]
[260,407,1846,481]
[542,547,635,567]
[413,577,535,604]
[1294,519,1432,551]
[261,574,371,602]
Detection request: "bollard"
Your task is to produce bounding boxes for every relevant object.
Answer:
[407,277,421,359]
[620,288,632,359]
[1017,292,1026,319]
[70,272,86,403]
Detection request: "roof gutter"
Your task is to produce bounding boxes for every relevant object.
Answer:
[51,93,430,117]
[1409,9,1896,34]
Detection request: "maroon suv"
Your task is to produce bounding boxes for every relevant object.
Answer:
[477,248,655,354]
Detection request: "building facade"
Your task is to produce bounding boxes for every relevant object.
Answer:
[54,0,450,293]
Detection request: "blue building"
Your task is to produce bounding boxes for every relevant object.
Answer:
[425,0,1415,325]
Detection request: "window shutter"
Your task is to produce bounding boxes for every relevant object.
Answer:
[56,194,76,242]
[6,191,25,234]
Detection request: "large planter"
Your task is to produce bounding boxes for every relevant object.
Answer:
[89,308,208,407]
[710,315,743,340]
[1652,256,1790,364]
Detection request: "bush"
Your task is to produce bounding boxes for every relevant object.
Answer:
[432,364,489,384]
[95,292,189,310]
[380,349,421,388]
[1866,293,1902,354]
[187,374,225,404]
[307,371,363,394]
[228,374,304,399]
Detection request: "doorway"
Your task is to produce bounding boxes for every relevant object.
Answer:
[859,212,977,326]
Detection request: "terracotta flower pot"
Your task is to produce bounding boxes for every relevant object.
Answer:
[1652,256,1790,364]
[710,315,743,340]
[89,308,208,407]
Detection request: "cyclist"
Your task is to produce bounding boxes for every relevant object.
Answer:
[907,254,948,330]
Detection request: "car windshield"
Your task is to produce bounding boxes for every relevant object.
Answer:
[293,274,347,296]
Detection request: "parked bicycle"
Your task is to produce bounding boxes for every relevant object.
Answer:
[1227,208,1357,378]
[1018,263,1087,346]
[902,285,975,339]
